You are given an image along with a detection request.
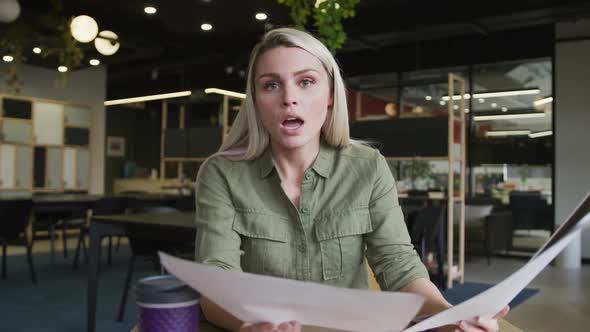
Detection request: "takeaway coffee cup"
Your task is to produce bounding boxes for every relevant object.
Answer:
[136,275,200,332]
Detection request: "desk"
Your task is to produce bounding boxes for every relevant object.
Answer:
[133,318,521,332]
[87,212,195,332]
[33,194,102,263]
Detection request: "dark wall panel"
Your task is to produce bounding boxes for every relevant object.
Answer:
[186,127,222,157]
[2,98,32,119]
[65,127,90,145]
[164,129,188,158]
[34,147,46,188]
[350,117,448,157]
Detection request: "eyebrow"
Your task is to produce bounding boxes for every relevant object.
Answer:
[256,68,320,81]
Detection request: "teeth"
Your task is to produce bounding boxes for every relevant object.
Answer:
[287,117,297,120]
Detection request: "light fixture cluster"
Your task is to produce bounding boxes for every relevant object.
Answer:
[103,88,247,107]
[421,88,547,115]
[67,14,120,72]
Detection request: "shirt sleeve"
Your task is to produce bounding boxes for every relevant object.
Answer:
[364,152,429,291]
[194,156,242,271]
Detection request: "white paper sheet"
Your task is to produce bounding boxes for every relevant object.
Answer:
[160,252,424,332]
[161,192,590,332]
[403,211,590,332]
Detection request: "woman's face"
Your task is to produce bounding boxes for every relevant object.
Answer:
[254,46,333,152]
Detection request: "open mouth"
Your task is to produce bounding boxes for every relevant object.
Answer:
[281,116,304,130]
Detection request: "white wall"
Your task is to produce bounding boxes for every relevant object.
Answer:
[555,20,590,262]
[0,64,106,194]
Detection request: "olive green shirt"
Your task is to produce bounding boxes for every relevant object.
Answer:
[194,142,429,291]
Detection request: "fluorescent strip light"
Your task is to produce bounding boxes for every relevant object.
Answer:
[474,113,546,121]
[442,88,541,101]
[534,96,553,107]
[485,130,531,137]
[104,91,192,106]
[474,88,540,98]
[528,130,553,138]
[205,88,246,99]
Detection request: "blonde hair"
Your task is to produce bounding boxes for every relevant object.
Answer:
[214,27,352,161]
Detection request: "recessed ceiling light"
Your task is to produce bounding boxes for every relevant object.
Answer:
[2,55,14,62]
[58,66,68,73]
[465,108,470,113]
[453,105,459,110]
[425,95,432,101]
[478,98,485,103]
[501,107,508,112]
[491,103,498,108]
[439,100,445,106]
[201,23,213,31]
[255,13,267,20]
[144,6,157,14]
[89,59,100,66]
[33,47,42,54]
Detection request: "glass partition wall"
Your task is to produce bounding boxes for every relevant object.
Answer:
[349,58,554,253]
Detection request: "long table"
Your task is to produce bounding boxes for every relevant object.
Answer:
[87,211,195,332]
[0,193,186,263]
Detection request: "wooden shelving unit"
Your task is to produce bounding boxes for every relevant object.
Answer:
[159,95,243,180]
[355,73,467,289]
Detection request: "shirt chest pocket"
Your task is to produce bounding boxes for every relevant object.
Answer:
[232,212,292,278]
[314,208,373,280]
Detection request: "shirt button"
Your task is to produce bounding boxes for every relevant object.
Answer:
[304,173,312,180]
[300,207,309,214]
[298,244,306,252]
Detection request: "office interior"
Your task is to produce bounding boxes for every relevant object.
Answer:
[0,1,589,331]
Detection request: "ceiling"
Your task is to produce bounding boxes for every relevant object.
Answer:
[8,0,590,100]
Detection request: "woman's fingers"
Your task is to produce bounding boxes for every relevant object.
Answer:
[240,321,302,332]
[493,305,510,319]
[458,320,487,332]
[239,322,276,332]
[278,320,302,331]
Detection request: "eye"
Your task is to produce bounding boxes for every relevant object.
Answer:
[263,81,280,90]
[299,78,314,87]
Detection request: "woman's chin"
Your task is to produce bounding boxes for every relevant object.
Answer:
[271,135,317,152]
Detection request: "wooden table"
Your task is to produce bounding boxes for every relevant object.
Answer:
[87,212,195,332]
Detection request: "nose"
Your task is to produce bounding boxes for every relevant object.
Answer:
[282,84,298,107]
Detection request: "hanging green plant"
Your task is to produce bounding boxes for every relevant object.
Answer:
[277,0,360,54]
[0,0,84,93]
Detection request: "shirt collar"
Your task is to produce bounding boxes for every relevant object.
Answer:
[258,139,335,179]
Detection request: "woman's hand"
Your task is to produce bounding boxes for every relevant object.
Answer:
[439,305,510,332]
[239,321,301,332]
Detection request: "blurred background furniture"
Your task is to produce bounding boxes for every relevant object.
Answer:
[0,199,37,284]
[510,191,553,232]
[408,206,446,289]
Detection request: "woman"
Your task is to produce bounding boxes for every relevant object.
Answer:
[195,28,508,332]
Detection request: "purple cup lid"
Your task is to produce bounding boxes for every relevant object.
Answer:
[136,275,200,305]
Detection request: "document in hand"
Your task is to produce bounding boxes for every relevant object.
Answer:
[404,191,590,332]
[160,192,590,332]
[159,252,424,332]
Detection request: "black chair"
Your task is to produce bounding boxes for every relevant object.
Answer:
[0,199,37,284]
[409,206,446,289]
[117,206,194,321]
[509,191,553,232]
[175,194,195,211]
[72,196,133,269]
